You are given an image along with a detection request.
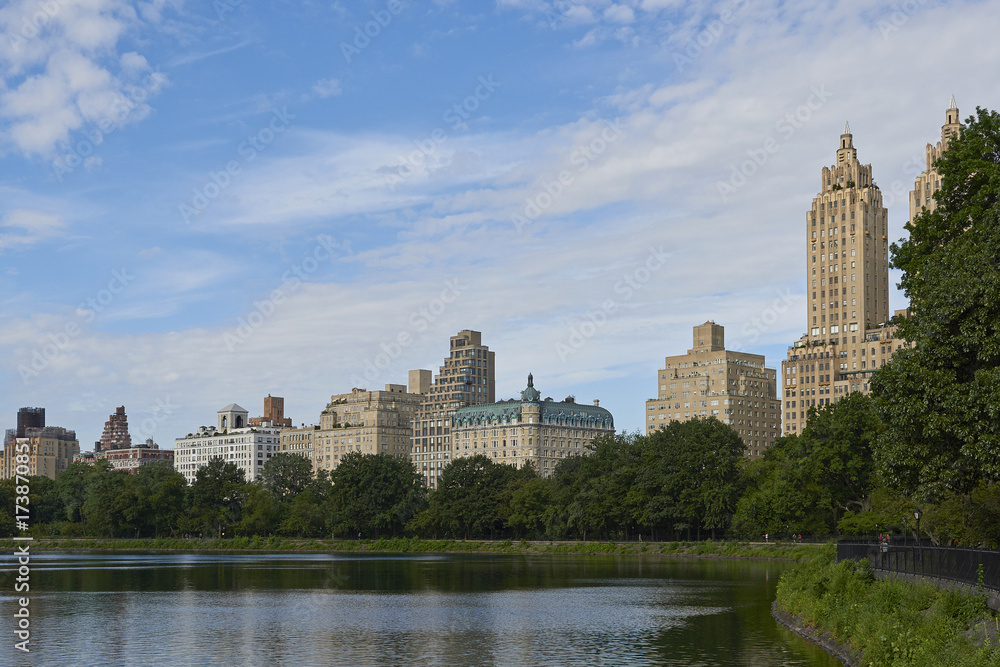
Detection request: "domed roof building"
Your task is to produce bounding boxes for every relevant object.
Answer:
[450,374,614,477]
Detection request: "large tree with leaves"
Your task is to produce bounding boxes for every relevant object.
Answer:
[421,455,532,539]
[637,419,745,540]
[328,453,426,538]
[258,453,314,503]
[187,457,247,538]
[733,394,880,537]
[872,106,1000,499]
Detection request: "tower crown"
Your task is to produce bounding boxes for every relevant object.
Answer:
[944,95,961,133]
[837,121,856,164]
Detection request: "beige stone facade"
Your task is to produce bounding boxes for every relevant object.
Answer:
[645,322,780,458]
[781,103,959,433]
[1,426,80,480]
[911,97,962,221]
[451,374,614,477]
[410,330,496,488]
[781,125,892,433]
[311,384,423,474]
[279,425,317,460]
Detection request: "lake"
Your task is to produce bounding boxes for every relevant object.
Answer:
[3,551,839,666]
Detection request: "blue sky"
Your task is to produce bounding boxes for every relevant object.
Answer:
[1,0,998,448]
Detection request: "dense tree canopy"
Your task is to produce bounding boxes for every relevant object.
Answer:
[733,394,880,538]
[327,452,426,538]
[872,107,1000,498]
[188,458,246,538]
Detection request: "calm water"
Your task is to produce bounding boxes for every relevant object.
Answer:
[0,551,839,666]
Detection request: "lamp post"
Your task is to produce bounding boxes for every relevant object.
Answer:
[914,508,923,571]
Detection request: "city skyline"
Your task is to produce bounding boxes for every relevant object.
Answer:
[2,1,999,448]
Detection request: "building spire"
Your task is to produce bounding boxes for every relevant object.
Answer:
[843,120,851,135]
[949,94,957,110]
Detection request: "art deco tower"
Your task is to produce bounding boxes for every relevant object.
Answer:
[911,96,962,221]
[781,125,893,434]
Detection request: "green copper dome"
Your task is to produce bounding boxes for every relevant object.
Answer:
[521,373,540,402]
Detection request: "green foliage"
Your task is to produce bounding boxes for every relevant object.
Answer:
[423,454,534,538]
[258,453,314,503]
[187,457,246,538]
[733,394,880,538]
[873,107,1000,498]
[539,422,745,542]
[327,453,427,538]
[235,484,278,536]
[776,554,1000,666]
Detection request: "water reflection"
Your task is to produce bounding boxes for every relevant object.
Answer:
[5,552,838,666]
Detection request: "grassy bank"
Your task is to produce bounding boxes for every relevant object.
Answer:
[776,548,1000,666]
[0,536,825,560]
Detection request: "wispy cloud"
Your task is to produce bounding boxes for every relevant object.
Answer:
[0,209,65,250]
[168,40,253,67]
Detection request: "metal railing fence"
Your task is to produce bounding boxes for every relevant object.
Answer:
[838,539,1000,591]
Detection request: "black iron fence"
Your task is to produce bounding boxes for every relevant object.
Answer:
[838,539,1000,592]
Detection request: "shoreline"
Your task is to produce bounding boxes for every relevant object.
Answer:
[0,537,826,560]
[771,600,857,666]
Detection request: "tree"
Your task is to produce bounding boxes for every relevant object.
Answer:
[54,461,108,535]
[639,419,744,540]
[82,469,131,537]
[134,462,187,537]
[799,392,880,524]
[508,476,551,538]
[733,394,880,538]
[188,458,246,538]
[872,107,1000,498]
[278,489,326,537]
[235,484,278,536]
[427,455,529,538]
[328,453,426,538]
[258,453,314,503]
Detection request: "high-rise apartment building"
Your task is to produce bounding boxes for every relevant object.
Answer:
[780,100,961,433]
[912,96,962,220]
[15,407,44,437]
[1,425,79,480]
[173,404,282,484]
[645,322,780,458]
[96,406,132,452]
[311,384,423,474]
[410,330,496,488]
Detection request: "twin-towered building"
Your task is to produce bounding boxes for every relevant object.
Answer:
[646,98,962,453]
[780,99,958,433]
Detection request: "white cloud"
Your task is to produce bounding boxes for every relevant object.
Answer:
[0,209,65,250]
[564,5,597,24]
[3,0,1000,445]
[604,4,635,24]
[0,0,167,158]
[311,78,342,99]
